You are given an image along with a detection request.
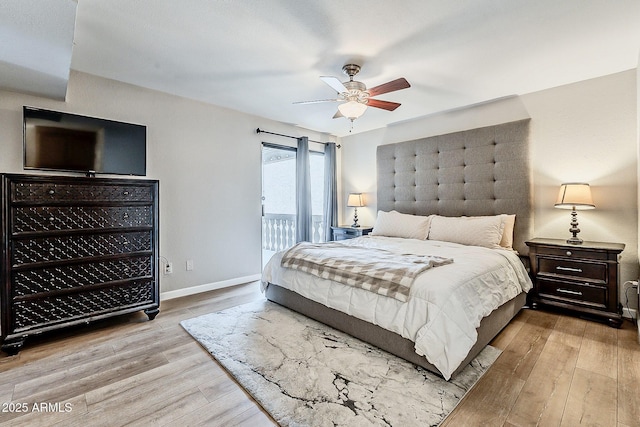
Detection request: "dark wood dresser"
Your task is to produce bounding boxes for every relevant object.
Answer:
[1,174,160,354]
[526,238,624,327]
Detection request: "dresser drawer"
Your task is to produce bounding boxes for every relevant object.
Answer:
[12,205,153,233]
[12,280,155,331]
[12,231,152,266]
[537,257,607,283]
[11,182,153,203]
[13,256,153,297]
[537,278,607,308]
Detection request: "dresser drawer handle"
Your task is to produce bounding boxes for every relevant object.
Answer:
[556,266,582,273]
[123,213,130,219]
[566,251,572,256]
[123,191,130,196]
[557,288,583,296]
[47,189,55,195]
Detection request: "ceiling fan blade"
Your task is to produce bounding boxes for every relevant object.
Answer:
[293,99,340,105]
[320,76,348,94]
[332,110,344,119]
[367,98,401,111]
[367,78,410,97]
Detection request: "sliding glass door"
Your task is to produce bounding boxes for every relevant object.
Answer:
[261,143,325,267]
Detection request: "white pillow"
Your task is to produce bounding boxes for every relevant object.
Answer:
[428,215,506,249]
[370,210,432,240]
[500,214,516,250]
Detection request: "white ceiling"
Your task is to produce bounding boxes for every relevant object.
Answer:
[0,0,77,99]
[3,0,640,137]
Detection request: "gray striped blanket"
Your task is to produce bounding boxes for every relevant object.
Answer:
[281,242,453,302]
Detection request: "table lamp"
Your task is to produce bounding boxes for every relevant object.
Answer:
[347,193,364,228]
[554,183,595,244]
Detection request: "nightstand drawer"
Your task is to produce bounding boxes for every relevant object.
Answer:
[538,278,607,308]
[535,246,610,261]
[334,228,360,238]
[331,226,372,241]
[538,257,607,283]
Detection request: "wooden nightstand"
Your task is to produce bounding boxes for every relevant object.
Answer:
[331,226,373,241]
[637,285,640,343]
[526,238,625,327]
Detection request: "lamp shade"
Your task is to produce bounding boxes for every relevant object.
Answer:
[555,183,595,210]
[338,101,367,119]
[347,193,364,207]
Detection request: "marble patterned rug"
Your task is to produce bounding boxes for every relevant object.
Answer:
[181,300,500,427]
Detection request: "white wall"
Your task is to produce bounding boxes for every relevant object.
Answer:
[340,70,639,309]
[0,70,335,297]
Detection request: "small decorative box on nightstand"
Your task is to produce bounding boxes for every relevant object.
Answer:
[331,226,373,241]
[526,238,625,327]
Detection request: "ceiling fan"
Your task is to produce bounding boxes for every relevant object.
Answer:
[295,64,410,128]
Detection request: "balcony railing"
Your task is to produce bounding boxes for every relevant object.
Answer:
[262,214,324,252]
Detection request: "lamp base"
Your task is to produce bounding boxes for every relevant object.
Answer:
[351,207,360,228]
[566,209,583,245]
[566,236,583,245]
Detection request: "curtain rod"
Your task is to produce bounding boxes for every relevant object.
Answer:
[256,128,340,148]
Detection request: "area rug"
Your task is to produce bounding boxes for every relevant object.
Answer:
[180,300,500,427]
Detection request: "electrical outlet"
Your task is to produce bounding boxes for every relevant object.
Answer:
[164,262,173,275]
[186,259,194,271]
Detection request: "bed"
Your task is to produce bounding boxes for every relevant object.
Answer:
[262,119,533,379]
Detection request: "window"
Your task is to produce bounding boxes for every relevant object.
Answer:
[261,143,325,266]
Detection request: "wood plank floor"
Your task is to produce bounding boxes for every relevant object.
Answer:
[1,282,638,426]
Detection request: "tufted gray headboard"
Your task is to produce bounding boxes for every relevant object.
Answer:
[377,119,532,255]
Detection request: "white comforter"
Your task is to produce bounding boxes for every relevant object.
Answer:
[261,236,532,379]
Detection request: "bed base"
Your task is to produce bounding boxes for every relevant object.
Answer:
[265,283,526,379]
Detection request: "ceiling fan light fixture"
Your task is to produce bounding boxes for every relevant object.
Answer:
[337,101,367,119]
[296,65,410,131]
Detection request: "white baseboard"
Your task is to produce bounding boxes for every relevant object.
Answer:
[622,307,637,320]
[160,274,262,301]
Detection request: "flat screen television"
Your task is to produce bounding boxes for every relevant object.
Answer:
[23,106,147,176]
